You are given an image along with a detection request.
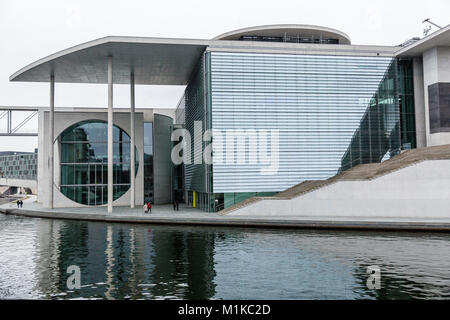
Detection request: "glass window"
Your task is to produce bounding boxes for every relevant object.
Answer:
[89,143,107,162]
[144,123,153,146]
[61,165,74,185]
[59,120,138,206]
[144,122,153,203]
[89,122,107,142]
[95,186,103,205]
[89,165,96,185]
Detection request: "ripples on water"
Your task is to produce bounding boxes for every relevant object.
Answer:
[0,213,449,300]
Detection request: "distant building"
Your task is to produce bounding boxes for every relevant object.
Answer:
[0,149,37,180]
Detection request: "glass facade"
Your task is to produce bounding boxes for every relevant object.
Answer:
[340,58,416,171]
[210,52,398,194]
[238,35,340,44]
[183,53,210,194]
[398,58,416,149]
[143,122,153,203]
[223,192,276,209]
[177,53,215,212]
[176,51,416,211]
[59,120,138,206]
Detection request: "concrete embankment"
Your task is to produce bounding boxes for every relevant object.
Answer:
[1,205,450,232]
[221,146,450,220]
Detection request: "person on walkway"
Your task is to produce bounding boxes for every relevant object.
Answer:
[143,203,148,214]
[20,200,23,208]
[17,200,20,208]
[173,201,176,211]
[147,202,152,214]
[176,201,179,211]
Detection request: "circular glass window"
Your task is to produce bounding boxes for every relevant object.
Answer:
[59,120,138,206]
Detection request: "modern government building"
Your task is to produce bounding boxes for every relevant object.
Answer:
[8,24,450,212]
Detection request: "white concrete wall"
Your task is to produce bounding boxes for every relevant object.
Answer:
[423,47,450,146]
[39,111,145,208]
[37,109,46,203]
[229,160,450,218]
[142,108,175,123]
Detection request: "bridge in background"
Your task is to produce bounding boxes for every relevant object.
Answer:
[0,106,39,136]
[0,178,37,195]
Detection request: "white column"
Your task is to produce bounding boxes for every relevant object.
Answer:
[49,74,55,209]
[130,72,135,208]
[107,56,113,213]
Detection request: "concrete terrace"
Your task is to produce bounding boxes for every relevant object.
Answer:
[219,144,450,216]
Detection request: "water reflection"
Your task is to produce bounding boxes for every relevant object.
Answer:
[0,214,449,300]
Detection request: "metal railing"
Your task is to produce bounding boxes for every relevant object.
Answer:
[215,202,225,212]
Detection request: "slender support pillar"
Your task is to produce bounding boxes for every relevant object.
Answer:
[107,56,113,213]
[130,73,135,208]
[49,75,55,209]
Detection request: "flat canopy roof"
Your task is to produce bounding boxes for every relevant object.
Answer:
[396,25,450,57]
[10,36,209,85]
[11,26,393,85]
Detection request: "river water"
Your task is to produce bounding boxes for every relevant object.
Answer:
[0,213,449,300]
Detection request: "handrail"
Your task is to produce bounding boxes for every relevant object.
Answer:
[215,203,225,212]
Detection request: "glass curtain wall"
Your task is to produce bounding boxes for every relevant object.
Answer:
[177,52,215,212]
[179,52,416,211]
[59,120,137,206]
[397,58,416,149]
[340,60,401,171]
[339,58,416,171]
[183,53,208,193]
[143,122,153,203]
[209,52,396,200]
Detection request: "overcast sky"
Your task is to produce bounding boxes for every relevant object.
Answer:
[0,0,449,151]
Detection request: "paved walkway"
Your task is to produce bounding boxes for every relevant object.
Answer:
[1,196,450,231]
[0,195,210,217]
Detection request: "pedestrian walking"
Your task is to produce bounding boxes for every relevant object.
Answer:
[176,201,179,211]
[20,200,23,208]
[147,202,152,214]
[173,201,176,211]
[17,200,20,208]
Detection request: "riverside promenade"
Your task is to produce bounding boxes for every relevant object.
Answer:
[1,196,450,232]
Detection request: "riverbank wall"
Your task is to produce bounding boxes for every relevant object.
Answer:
[1,204,450,232]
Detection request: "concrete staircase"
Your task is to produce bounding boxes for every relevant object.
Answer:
[217,197,265,215]
[218,144,450,215]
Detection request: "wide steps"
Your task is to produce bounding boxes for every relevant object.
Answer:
[218,144,450,215]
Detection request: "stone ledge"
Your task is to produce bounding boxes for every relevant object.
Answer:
[3,207,450,232]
